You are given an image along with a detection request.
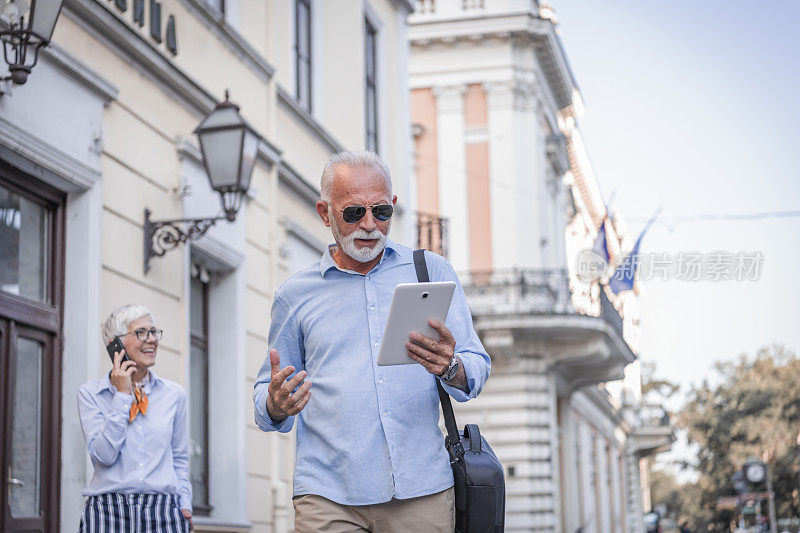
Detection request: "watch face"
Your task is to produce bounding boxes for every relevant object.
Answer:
[745,464,766,483]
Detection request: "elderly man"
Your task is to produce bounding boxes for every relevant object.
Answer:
[253,150,491,532]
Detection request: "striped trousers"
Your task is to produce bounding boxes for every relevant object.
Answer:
[79,493,190,533]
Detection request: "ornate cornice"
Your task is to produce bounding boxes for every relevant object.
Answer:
[276,85,343,154]
[432,83,466,113]
[410,15,577,110]
[0,115,101,192]
[177,0,275,82]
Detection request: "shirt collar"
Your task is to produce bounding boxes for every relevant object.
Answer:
[319,238,410,276]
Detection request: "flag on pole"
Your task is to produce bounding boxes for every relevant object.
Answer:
[608,207,661,294]
[591,218,610,264]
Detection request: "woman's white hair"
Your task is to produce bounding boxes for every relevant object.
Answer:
[101,304,155,344]
[320,150,392,203]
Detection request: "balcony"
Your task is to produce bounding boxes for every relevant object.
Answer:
[629,405,676,457]
[416,212,448,258]
[462,269,635,390]
[413,0,539,18]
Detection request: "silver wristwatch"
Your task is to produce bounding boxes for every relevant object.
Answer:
[438,356,460,381]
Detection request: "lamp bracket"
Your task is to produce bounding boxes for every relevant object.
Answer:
[144,208,226,273]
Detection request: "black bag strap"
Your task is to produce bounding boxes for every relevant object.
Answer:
[412,249,463,460]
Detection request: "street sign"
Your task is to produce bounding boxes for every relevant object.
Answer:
[740,491,772,501]
[716,496,739,510]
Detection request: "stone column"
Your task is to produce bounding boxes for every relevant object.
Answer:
[484,80,518,270]
[433,84,469,271]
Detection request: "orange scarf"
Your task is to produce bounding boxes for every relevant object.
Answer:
[129,383,149,422]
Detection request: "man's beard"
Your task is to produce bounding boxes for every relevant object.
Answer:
[329,208,389,263]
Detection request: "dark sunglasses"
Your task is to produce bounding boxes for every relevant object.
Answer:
[338,204,394,224]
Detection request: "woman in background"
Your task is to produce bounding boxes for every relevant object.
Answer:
[77,303,192,532]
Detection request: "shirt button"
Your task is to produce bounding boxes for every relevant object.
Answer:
[138,477,143,481]
[384,410,389,415]
[139,462,144,467]
[369,306,375,311]
[374,342,379,347]
[378,379,383,384]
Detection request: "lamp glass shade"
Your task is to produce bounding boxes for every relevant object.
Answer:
[198,128,244,191]
[196,106,241,130]
[28,0,64,41]
[238,128,259,191]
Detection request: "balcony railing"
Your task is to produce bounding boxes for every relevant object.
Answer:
[413,0,539,17]
[463,268,571,315]
[416,212,448,258]
[640,404,671,429]
[461,268,624,337]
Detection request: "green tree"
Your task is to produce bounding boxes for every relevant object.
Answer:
[679,344,800,529]
[649,468,708,529]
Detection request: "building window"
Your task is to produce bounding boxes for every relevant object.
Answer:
[295,0,312,110]
[189,267,211,515]
[364,17,378,153]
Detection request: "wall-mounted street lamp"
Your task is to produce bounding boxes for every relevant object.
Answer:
[144,91,261,273]
[0,0,65,85]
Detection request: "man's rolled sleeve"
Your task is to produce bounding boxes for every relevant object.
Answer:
[253,292,305,433]
[440,351,490,402]
[253,386,295,433]
[431,251,492,402]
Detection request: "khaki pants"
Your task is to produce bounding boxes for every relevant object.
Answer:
[293,487,455,533]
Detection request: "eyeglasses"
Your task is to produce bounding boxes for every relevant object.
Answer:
[120,328,163,342]
[336,204,394,223]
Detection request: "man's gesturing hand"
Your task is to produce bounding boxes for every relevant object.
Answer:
[406,319,455,376]
[266,348,312,423]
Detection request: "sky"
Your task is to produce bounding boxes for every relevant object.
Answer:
[550,0,800,474]
[551,0,800,387]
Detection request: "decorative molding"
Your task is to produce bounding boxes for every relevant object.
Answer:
[177,0,275,82]
[176,136,203,164]
[0,115,101,192]
[63,0,217,116]
[546,133,569,176]
[42,41,120,103]
[276,84,343,154]
[410,15,577,110]
[285,220,326,254]
[483,79,543,112]
[464,124,488,144]
[389,0,416,15]
[483,80,514,110]
[278,160,321,207]
[432,83,466,113]
[191,234,245,273]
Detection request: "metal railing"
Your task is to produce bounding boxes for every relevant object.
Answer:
[640,404,671,428]
[462,268,571,315]
[461,268,624,337]
[416,212,448,258]
[415,0,436,14]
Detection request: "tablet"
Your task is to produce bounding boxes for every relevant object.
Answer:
[377,281,456,366]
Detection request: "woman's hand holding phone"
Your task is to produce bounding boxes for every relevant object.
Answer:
[110,349,136,394]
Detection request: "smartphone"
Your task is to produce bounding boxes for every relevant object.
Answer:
[106,337,129,364]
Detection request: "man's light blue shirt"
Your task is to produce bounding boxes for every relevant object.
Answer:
[77,371,193,511]
[253,240,491,505]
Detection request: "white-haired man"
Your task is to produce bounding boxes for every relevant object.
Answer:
[253,150,491,532]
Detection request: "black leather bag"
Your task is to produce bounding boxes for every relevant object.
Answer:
[413,249,506,533]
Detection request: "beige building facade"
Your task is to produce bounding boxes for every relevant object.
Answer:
[0,0,415,532]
